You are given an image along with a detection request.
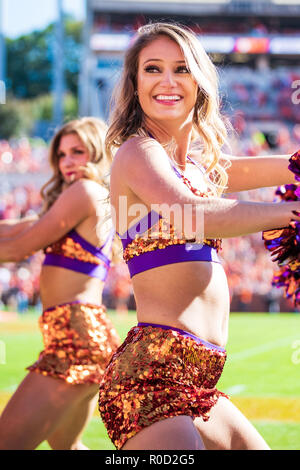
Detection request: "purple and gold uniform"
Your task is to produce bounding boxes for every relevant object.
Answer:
[98,156,228,448]
[28,229,120,383]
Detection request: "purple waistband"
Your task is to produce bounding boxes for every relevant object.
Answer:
[43,253,110,281]
[138,322,226,352]
[127,242,220,278]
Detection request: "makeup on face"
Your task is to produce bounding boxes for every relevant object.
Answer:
[137,36,198,124]
[57,134,90,183]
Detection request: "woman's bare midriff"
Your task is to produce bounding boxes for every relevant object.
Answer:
[132,260,230,348]
[40,266,105,310]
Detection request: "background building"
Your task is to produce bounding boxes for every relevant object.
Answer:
[79,0,300,131]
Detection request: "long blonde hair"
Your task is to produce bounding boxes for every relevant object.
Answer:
[40,117,109,213]
[106,22,231,195]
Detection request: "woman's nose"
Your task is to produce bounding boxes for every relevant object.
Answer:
[62,154,74,166]
[160,71,177,87]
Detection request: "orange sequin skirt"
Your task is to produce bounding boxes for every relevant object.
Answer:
[27,301,120,384]
[98,324,228,449]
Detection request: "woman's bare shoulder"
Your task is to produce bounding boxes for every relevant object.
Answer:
[112,136,167,172]
[58,179,108,209]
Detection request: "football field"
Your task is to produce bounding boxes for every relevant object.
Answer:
[0,311,299,450]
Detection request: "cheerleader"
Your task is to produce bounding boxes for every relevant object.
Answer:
[0,117,120,449]
[98,22,300,450]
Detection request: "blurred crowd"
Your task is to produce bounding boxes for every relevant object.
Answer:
[220,67,300,123]
[0,138,49,175]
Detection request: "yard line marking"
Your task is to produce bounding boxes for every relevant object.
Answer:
[223,384,246,395]
[2,384,18,393]
[228,335,298,362]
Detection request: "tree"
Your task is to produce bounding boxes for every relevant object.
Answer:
[0,103,23,139]
[5,16,82,100]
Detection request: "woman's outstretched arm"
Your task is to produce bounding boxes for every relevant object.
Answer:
[111,138,300,241]
[224,153,297,193]
[0,179,101,263]
[0,215,38,238]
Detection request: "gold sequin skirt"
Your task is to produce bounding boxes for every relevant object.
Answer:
[27,301,120,384]
[98,324,228,449]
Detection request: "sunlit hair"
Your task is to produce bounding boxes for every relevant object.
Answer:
[106,22,231,195]
[40,117,110,213]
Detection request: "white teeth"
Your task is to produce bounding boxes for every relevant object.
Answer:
[155,95,181,101]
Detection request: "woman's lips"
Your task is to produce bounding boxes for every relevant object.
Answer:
[153,94,183,105]
[65,171,76,181]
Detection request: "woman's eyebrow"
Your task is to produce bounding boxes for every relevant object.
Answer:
[58,146,84,152]
[142,59,186,65]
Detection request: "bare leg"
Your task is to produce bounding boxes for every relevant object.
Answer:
[122,415,205,450]
[47,390,99,450]
[194,397,270,450]
[0,372,99,450]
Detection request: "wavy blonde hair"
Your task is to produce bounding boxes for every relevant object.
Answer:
[40,117,123,262]
[40,117,110,213]
[106,22,231,196]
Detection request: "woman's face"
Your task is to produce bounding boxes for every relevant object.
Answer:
[57,133,90,183]
[137,35,198,127]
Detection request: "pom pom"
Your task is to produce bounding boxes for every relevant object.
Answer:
[288,149,300,182]
[271,265,300,307]
[263,221,300,267]
[263,154,300,307]
[275,184,299,201]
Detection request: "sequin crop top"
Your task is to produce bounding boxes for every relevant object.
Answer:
[43,228,114,281]
[118,156,222,278]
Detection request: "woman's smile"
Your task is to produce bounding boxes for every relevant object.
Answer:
[153,94,183,105]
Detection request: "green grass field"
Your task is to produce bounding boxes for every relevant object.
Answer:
[0,311,300,450]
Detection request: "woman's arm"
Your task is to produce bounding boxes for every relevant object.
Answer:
[0,215,38,238]
[0,179,99,263]
[224,154,296,193]
[112,138,300,241]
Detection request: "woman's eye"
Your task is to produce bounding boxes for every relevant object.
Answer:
[176,66,190,73]
[144,65,160,73]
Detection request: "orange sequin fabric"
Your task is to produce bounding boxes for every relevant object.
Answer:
[27,302,120,384]
[122,165,222,263]
[98,325,227,449]
[123,218,221,262]
[45,234,103,266]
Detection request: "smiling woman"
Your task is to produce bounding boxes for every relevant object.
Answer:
[98,21,300,451]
